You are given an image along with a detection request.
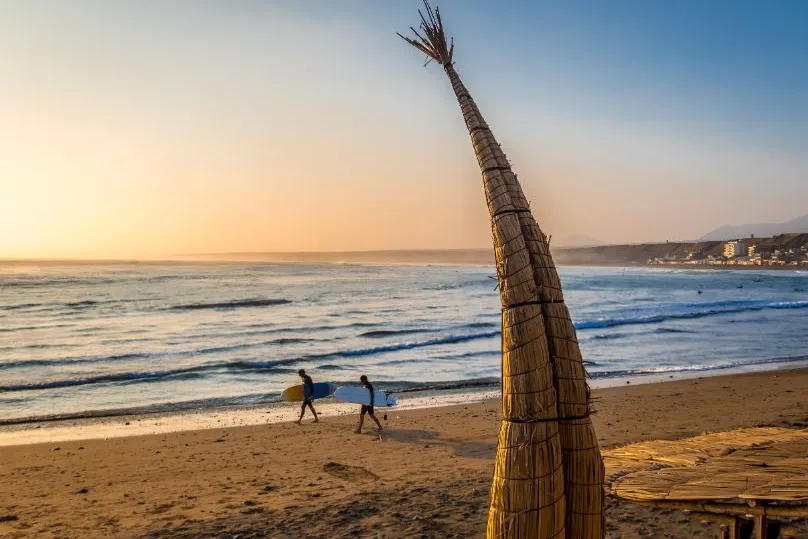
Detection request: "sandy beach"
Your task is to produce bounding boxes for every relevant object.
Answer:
[2,368,808,538]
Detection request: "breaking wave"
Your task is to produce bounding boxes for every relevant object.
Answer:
[575,300,808,330]
[0,331,500,392]
[0,359,300,392]
[359,329,437,338]
[321,331,499,359]
[169,299,292,310]
[591,354,808,379]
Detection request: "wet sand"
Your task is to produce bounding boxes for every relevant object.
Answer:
[2,369,808,538]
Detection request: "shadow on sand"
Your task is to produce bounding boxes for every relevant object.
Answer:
[378,428,495,459]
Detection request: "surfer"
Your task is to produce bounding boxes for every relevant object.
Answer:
[296,369,319,425]
[356,375,383,434]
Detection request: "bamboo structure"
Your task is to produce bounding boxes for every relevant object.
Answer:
[398,3,604,537]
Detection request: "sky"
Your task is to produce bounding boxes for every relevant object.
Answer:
[1,0,806,258]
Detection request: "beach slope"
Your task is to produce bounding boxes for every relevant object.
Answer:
[2,369,808,538]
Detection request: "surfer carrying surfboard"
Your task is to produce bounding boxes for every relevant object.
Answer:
[356,375,383,434]
[296,369,319,425]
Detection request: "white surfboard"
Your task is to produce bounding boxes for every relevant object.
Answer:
[334,386,397,407]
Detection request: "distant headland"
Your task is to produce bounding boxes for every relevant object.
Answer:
[554,233,808,269]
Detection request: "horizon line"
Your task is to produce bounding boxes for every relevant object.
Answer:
[0,240,726,264]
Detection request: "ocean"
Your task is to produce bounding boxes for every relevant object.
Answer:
[1,262,807,424]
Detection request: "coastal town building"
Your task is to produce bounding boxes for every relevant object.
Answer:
[723,240,747,259]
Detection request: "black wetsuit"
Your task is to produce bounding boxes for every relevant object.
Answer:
[361,382,375,415]
[301,375,315,414]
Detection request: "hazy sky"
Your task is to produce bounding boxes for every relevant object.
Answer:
[1,0,806,258]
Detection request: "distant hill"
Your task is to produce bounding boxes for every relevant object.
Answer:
[554,241,719,266]
[555,233,808,266]
[700,213,808,241]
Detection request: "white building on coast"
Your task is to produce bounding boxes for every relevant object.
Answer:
[723,240,747,259]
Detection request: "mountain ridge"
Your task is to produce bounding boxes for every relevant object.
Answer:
[700,213,808,241]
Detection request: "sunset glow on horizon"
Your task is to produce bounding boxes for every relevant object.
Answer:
[2,1,806,259]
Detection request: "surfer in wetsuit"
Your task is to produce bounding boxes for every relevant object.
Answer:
[356,375,383,434]
[296,369,319,425]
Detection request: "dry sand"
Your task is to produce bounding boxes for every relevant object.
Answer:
[2,369,808,538]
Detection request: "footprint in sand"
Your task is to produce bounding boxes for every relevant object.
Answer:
[323,462,379,482]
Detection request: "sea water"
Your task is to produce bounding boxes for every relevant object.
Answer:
[1,263,807,423]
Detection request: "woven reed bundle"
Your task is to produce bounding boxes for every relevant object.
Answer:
[399,3,604,537]
[500,190,603,536]
[454,59,566,539]
[445,22,603,539]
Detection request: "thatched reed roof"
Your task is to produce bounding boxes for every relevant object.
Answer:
[607,428,808,504]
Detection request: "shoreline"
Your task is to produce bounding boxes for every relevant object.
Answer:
[2,368,807,538]
[558,262,807,271]
[3,358,808,446]
[645,263,807,271]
